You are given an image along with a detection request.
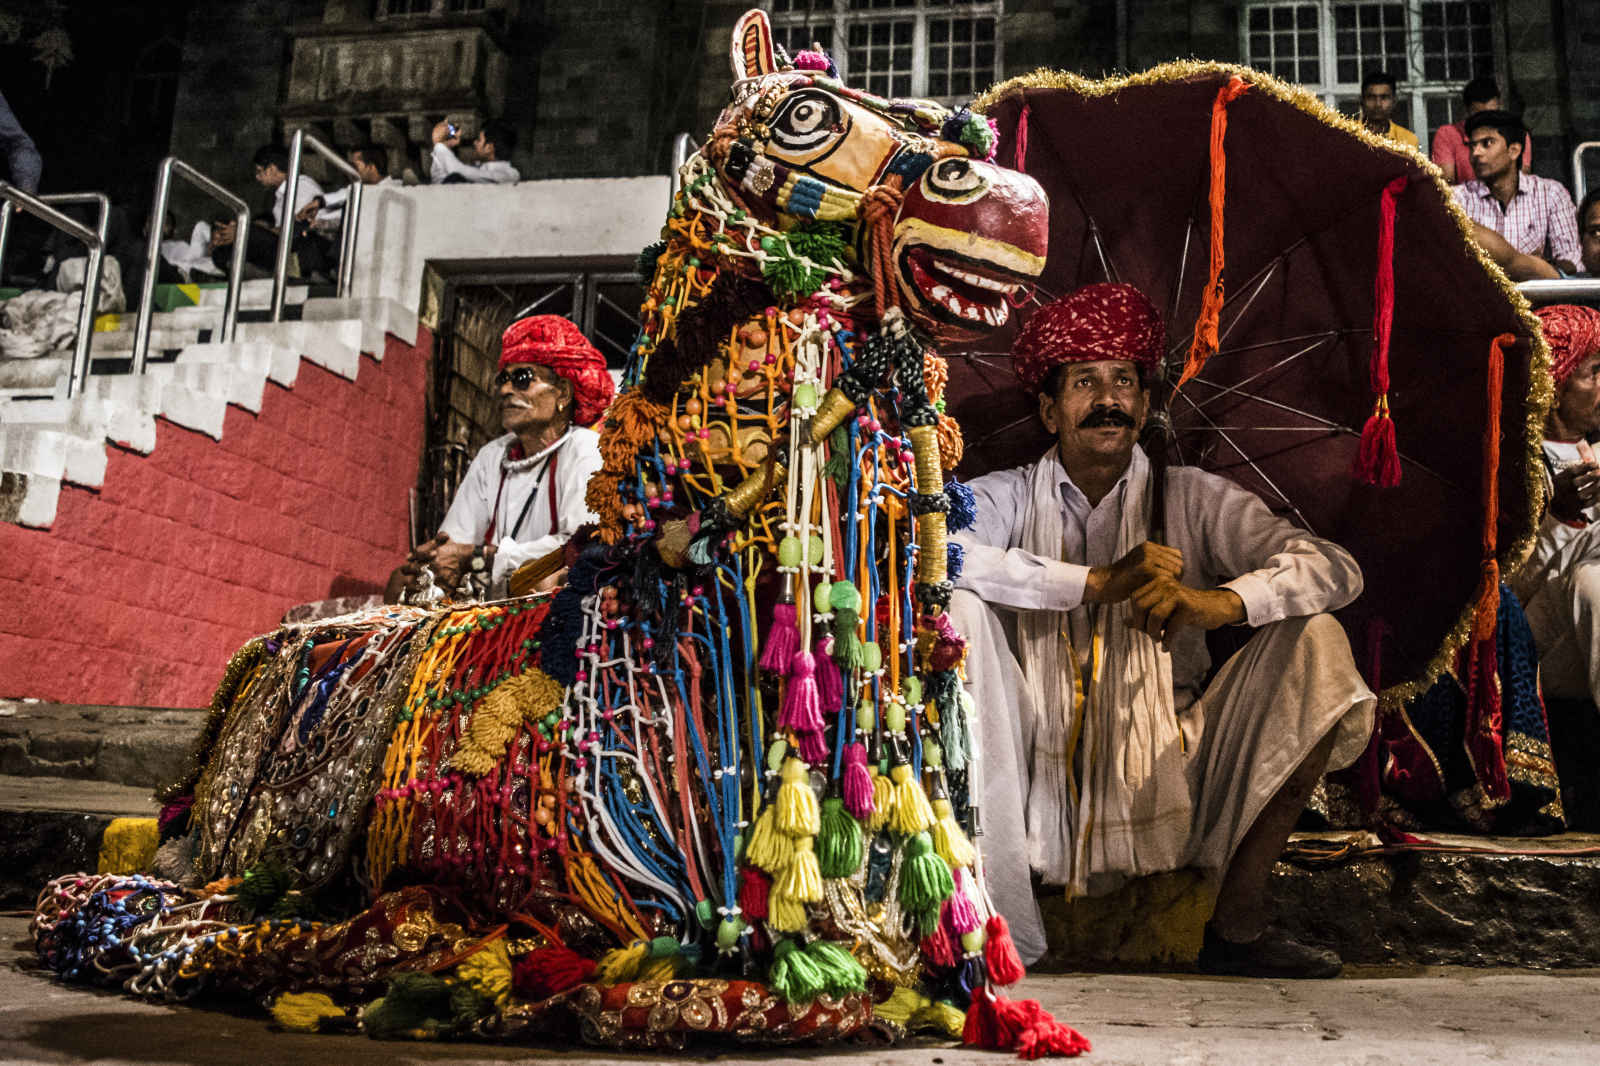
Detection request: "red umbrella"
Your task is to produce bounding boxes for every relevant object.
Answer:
[950,62,1550,696]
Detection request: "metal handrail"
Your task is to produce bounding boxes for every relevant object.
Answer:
[271,128,364,322]
[669,132,699,208]
[1573,141,1600,203]
[130,157,250,377]
[0,191,109,282]
[0,183,106,398]
[1516,278,1600,302]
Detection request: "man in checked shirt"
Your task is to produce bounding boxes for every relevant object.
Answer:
[1453,110,1579,274]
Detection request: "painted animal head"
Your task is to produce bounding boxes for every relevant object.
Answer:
[711,9,1048,341]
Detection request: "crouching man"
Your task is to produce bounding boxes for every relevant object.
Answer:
[950,283,1376,977]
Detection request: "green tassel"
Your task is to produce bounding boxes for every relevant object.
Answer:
[816,796,863,878]
[831,611,863,670]
[360,973,456,1040]
[768,939,826,1004]
[804,939,868,997]
[941,690,969,772]
[898,831,954,933]
[236,860,292,918]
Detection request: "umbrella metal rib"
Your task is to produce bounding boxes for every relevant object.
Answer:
[1176,388,1316,532]
[1187,331,1340,413]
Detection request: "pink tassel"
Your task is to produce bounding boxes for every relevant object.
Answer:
[795,728,829,765]
[983,913,1026,987]
[759,601,800,673]
[921,923,957,969]
[943,870,981,936]
[929,611,968,672]
[813,636,843,711]
[842,742,875,819]
[779,651,824,733]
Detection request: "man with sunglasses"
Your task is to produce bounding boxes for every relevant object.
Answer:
[387,315,613,601]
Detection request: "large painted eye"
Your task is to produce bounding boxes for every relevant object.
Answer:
[921,157,990,203]
[767,89,847,164]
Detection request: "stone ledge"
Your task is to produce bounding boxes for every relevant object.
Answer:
[0,700,204,789]
[0,775,156,907]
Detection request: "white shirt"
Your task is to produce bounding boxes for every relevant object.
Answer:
[1515,440,1593,596]
[271,174,324,229]
[438,427,603,587]
[952,446,1364,700]
[316,175,398,222]
[429,143,520,185]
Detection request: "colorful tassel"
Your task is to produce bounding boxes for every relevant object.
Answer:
[866,765,893,832]
[737,866,771,921]
[817,796,863,878]
[942,690,971,772]
[776,757,820,836]
[888,762,935,835]
[760,600,800,673]
[910,999,969,1040]
[963,987,1091,1058]
[873,984,927,1025]
[1354,174,1410,488]
[829,581,864,670]
[779,651,825,734]
[1179,76,1251,391]
[778,836,824,903]
[745,803,793,874]
[841,742,875,819]
[595,938,651,985]
[814,636,844,711]
[767,884,809,932]
[931,796,976,868]
[768,939,825,1003]
[512,944,597,1001]
[795,727,830,765]
[943,870,981,935]
[921,922,958,969]
[899,831,955,932]
[805,939,868,997]
[983,914,1026,987]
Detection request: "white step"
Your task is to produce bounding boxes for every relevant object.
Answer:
[235,319,363,380]
[302,296,418,353]
[0,471,60,528]
[179,340,301,394]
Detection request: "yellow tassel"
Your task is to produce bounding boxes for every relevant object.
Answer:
[865,769,893,833]
[888,763,934,835]
[777,836,823,903]
[776,757,820,836]
[930,798,975,869]
[97,817,158,875]
[909,999,967,1039]
[873,984,929,1025]
[745,804,793,874]
[453,938,513,1009]
[455,668,564,776]
[767,882,810,932]
[595,939,649,985]
[635,955,681,983]
[270,991,345,1033]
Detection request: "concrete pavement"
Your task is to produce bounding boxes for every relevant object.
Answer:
[2,917,1597,1065]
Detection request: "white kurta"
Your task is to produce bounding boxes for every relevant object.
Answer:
[438,428,603,589]
[951,446,1375,962]
[1511,440,1600,702]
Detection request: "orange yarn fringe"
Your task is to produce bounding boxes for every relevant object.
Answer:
[1178,76,1250,391]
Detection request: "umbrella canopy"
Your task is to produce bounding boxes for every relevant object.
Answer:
[951,62,1551,698]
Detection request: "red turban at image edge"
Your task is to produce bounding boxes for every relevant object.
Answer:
[1011,282,1166,391]
[499,314,617,426]
[1534,303,1600,385]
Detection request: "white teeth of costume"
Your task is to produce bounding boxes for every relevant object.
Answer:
[932,261,1017,292]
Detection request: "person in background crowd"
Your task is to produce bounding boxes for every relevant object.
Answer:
[1510,305,1600,711]
[0,90,40,194]
[386,315,610,603]
[1431,76,1533,184]
[429,120,520,185]
[1577,189,1600,277]
[1474,222,1558,281]
[210,144,337,282]
[1452,111,1578,274]
[1359,71,1419,150]
[296,143,397,228]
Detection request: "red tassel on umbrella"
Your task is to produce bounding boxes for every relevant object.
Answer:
[983,913,1027,986]
[1178,76,1250,390]
[1013,100,1029,172]
[1354,175,1411,487]
[964,986,1090,1059]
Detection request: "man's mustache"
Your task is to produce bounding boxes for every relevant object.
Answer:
[1078,408,1136,429]
[501,398,533,410]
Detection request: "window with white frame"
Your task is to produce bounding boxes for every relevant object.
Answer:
[768,0,1002,105]
[1242,1,1498,147]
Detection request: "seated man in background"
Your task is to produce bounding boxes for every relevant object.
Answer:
[1577,190,1600,277]
[210,144,337,281]
[387,315,611,602]
[1358,71,1418,149]
[949,283,1375,978]
[429,120,520,185]
[296,143,398,229]
[1431,76,1532,184]
[1511,305,1600,708]
[1453,111,1578,274]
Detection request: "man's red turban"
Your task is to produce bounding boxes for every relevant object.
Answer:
[499,315,616,427]
[1534,304,1600,385]
[1011,283,1166,391]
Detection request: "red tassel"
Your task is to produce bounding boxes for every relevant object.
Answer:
[779,650,825,733]
[983,913,1027,986]
[759,601,800,674]
[1472,333,1514,640]
[738,866,770,921]
[1355,402,1402,488]
[964,987,1090,1059]
[1179,76,1251,391]
[921,922,958,969]
[512,945,597,1001]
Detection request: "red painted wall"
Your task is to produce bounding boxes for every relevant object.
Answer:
[0,328,432,708]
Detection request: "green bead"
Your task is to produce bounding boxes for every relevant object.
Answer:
[766,739,787,774]
[813,582,833,615]
[695,898,716,928]
[777,536,803,568]
[960,929,985,954]
[860,641,882,673]
[806,534,825,566]
[760,236,776,252]
[901,676,922,707]
[855,698,876,732]
[732,209,746,221]
[544,711,559,728]
[687,257,700,268]
[793,381,818,409]
[923,740,943,770]
[886,699,907,734]
[717,915,745,950]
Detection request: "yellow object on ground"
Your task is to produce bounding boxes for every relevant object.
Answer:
[270,991,346,1032]
[96,817,159,874]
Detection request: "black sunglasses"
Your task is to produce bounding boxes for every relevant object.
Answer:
[494,366,545,390]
